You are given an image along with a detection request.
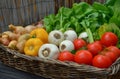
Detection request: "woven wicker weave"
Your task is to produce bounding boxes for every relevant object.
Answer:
[0,44,120,79]
[0,0,120,79]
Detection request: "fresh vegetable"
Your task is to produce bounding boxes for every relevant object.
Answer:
[30,28,48,43]
[0,37,10,46]
[78,32,88,39]
[92,55,112,68]
[106,46,120,57]
[109,0,120,27]
[97,23,120,48]
[16,40,27,53]
[64,30,77,42]
[18,34,30,42]
[105,0,117,6]
[24,38,43,56]
[8,40,17,49]
[100,32,118,47]
[87,41,103,56]
[73,38,86,50]
[1,33,9,38]
[58,51,74,61]
[38,44,59,59]
[101,50,118,62]
[44,2,112,35]
[48,30,64,46]
[9,24,26,35]
[74,50,93,65]
[59,40,74,52]
[2,31,20,41]
[25,25,37,33]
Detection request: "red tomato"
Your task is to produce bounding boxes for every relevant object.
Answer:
[58,51,74,61]
[100,32,118,47]
[92,55,112,68]
[106,46,120,57]
[87,41,103,56]
[73,38,86,50]
[74,50,93,65]
[101,51,118,62]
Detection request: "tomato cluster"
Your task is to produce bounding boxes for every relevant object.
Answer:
[58,32,120,68]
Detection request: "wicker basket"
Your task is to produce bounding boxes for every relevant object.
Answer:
[0,0,120,79]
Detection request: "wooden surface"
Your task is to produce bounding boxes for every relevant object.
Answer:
[0,0,55,32]
[0,62,48,79]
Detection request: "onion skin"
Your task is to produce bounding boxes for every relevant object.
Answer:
[64,30,77,42]
[1,37,10,46]
[38,44,60,59]
[48,30,64,46]
[59,40,74,52]
[25,25,37,33]
[9,24,26,35]
[18,34,30,42]
[8,40,18,49]
[2,31,20,41]
[16,40,26,53]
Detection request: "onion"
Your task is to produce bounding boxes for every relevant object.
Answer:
[59,40,74,52]
[38,44,60,59]
[64,30,77,42]
[16,40,26,53]
[9,24,26,35]
[78,32,88,39]
[8,40,17,49]
[1,37,10,46]
[25,25,37,33]
[48,30,64,46]
[18,33,30,42]
[3,31,20,41]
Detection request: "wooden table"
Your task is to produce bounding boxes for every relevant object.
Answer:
[0,62,48,79]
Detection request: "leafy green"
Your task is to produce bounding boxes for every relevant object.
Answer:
[43,1,113,40]
[97,23,120,48]
[105,0,117,6]
[109,0,120,27]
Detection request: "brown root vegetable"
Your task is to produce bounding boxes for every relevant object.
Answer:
[25,25,37,33]
[3,31,20,40]
[18,33,30,42]
[9,24,26,35]
[2,31,12,36]
[1,37,10,46]
[16,40,26,53]
[2,34,9,38]
[8,40,18,49]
